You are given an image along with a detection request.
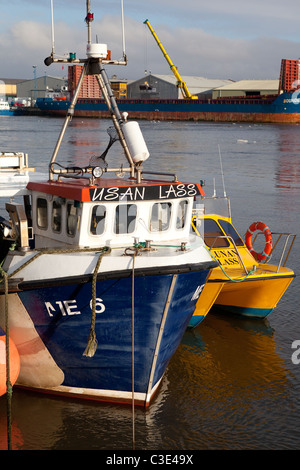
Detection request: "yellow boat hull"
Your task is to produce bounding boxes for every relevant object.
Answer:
[191,264,294,327]
[212,267,294,317]
[190,281,224,327]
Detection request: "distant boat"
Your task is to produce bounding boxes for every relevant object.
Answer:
[190,196,296,327]
[0,152,35,197]
[0,100,13,116]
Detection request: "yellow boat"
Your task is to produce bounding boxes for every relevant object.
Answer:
[190,196,296,328]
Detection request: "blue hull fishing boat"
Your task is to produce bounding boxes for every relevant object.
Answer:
[0,100,13,116]
[0,1,216,406]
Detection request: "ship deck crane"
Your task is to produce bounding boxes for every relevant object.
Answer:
[143,19,198,100]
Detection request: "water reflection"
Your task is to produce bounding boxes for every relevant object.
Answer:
[275,126,300,192]
[160,312,294,449]
[180,312,287,394]
[0,118,299,450]
[0,312,290,450]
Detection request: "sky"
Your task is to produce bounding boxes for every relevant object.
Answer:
[1,0,300,83]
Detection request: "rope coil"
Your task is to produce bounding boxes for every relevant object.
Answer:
[83,247,111,357]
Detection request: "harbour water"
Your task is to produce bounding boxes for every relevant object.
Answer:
[0,116,299,450]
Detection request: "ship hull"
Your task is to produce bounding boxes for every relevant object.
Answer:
[0,267,211,406]
[35,92,300,123]
[0,110,14,116]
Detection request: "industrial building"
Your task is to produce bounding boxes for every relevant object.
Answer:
[17,76,68,102]
[127,74,233,100]
[0,68,288,105]
[0,75,67,104]
[212,80,280,99]
[0,78,24,101]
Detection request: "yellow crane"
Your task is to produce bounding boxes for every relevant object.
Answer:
[143,19,198,99]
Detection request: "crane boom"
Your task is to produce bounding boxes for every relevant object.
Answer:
[143,19,197,99]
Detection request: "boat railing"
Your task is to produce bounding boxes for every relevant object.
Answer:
[253,232,296,271]
[0,152,33,172]
[209,235,249,275]
[141,170,178,182]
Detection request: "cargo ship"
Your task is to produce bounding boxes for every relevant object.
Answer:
[35,59,300,123]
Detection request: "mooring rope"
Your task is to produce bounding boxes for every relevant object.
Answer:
[131,248,137,451]
[83,247,111,357]
[124,245,140,450]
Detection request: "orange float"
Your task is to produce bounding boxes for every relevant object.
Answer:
[0,330,20,396]
[245,221,273,261]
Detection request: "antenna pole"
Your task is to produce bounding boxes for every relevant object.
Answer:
[121,0,126,60]
[50,0,55,56]
[86,0,93,44]
[218,144,227,197]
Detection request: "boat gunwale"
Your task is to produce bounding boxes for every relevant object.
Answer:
[0,259,218,293]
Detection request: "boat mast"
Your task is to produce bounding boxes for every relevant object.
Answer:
[47,0,135,180]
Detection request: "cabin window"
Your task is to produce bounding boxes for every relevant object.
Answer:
[150,202,171,232]
[36,198,48,229]
[176,200,188,229]
[218,219,244,246]
[52,199,62,233]
[203,218,230,248]
[90,205,106,235]
[114,204,137,234]
[67,202,80,237]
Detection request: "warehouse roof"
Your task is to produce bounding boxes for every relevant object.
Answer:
[128,74,233,94]
[150,74,233,92]
[213,79,279,91]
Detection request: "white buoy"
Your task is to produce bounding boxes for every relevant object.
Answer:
[122,121,150,163]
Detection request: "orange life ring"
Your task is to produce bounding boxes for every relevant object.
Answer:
[245,221,273,261]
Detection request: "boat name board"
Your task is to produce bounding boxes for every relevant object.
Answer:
[212,248,239,266]
[90,183,202,202]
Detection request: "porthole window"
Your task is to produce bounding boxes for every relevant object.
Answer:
[52,199,62,233]
[114,204,137,234]
[176,200,188,229]
[67,202,80,237]
[36,198,48,229]
[150,202,171,232]
[90,205,106,235]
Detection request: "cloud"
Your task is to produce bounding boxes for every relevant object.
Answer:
[122,20,300,81]
[10,21,50,51]
[1,12,300,83]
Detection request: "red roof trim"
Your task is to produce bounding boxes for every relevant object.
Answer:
[27,178,204,201]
